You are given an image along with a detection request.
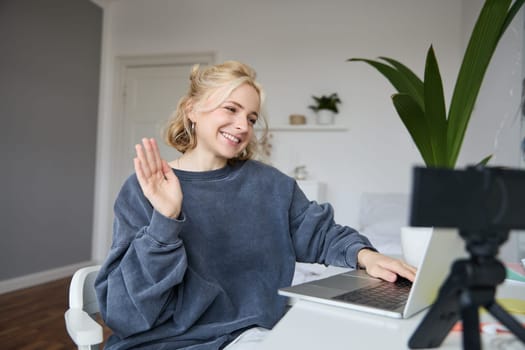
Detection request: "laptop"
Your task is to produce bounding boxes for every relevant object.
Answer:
[279,228,467,319]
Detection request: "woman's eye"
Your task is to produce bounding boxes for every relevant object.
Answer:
[224,106,236,113]
[249,118,257,125]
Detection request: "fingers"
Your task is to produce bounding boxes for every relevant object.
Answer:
[161,159,176,180]
[363,253,418,283]
[134,156,146,186]
[405,263,417,276]
[149,138,163,173]
[135,138,164,178]
[394,264,417,282]
[381,259,417,282]
[141,138,160,174]
[135,143,151,180]
[370,268,398,283]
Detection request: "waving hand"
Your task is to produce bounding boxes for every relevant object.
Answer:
[134,138,183,219]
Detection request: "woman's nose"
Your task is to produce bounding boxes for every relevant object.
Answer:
[234,114,249,131]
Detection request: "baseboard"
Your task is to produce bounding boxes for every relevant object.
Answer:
[0,261,96,294]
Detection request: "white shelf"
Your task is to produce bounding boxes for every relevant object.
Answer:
[263,124,348,132]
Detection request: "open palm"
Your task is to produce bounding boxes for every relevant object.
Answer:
[134,138,183,219]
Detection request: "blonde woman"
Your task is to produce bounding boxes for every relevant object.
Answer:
[95,61,416,350]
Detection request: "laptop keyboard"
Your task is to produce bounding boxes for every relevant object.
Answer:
[332,277,412,311]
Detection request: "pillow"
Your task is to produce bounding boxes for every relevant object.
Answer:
[358,192,409,256]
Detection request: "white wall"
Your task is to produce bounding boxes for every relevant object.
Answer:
[94,0,523,258]
[460,0,523,168]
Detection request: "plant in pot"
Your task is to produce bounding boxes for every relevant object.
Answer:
[308,93,342,125]
[348,0,524,266]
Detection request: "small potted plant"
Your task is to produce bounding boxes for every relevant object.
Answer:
[308,93,342,125]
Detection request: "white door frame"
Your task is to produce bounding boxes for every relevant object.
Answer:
[91,52,215,262]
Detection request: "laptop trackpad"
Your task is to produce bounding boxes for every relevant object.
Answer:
[312,274,380,291]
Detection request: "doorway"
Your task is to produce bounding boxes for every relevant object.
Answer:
[99,53,215,258]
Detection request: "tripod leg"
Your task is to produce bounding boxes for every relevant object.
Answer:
[408,292,459,348]
[486,302,525,343]
[460,304,481,350]
[409,264,475,349]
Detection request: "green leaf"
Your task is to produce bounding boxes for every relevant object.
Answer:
[477,154,492,166]
[423,45,448,167]
[348,58,424,109]
[447,0,511,167]
[378,57,425,109]
[500,0,525,40]
[392,93,435,166]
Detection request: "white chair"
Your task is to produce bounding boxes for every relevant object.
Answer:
[64,265,104,350]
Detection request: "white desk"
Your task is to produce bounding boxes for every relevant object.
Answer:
[258,281,525,349]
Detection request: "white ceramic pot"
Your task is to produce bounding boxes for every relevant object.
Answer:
[316,110,335,125]
[400,226,433,268]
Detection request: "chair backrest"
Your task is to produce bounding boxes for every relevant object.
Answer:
[69,265,101,315]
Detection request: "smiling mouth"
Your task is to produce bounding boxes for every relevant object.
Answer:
[221,131,241,144]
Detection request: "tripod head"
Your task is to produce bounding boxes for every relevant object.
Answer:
[459,229,509,259]
[409,166,525,258]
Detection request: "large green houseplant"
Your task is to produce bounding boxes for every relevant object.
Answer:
[349,0,524,168]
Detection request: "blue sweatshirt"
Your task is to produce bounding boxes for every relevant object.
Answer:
[95,160,374,349]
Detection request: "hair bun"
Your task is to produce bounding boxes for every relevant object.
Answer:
[190,64,201,82]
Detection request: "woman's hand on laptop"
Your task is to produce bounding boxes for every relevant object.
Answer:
[357,249,417,283]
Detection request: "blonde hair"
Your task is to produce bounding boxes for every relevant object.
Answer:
[164,60,267,161]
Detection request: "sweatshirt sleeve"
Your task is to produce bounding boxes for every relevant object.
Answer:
[94,175,188,338]
[288,182,376,268]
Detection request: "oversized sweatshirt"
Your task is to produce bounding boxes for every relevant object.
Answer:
[95,160,374,349]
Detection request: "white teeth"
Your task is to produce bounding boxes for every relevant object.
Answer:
[221,131,240,143]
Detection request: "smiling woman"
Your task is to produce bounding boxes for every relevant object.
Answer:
[94,60,416,350]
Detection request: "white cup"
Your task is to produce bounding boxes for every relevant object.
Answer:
[400,226,433,268]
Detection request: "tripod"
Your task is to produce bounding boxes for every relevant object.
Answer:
[408,230,525,349]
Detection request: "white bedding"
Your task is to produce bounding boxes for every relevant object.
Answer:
[357,192,408,257]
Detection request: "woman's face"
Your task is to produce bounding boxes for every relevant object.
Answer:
[192,83,260,162]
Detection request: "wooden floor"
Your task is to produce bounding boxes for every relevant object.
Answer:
[0,276,111,349]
